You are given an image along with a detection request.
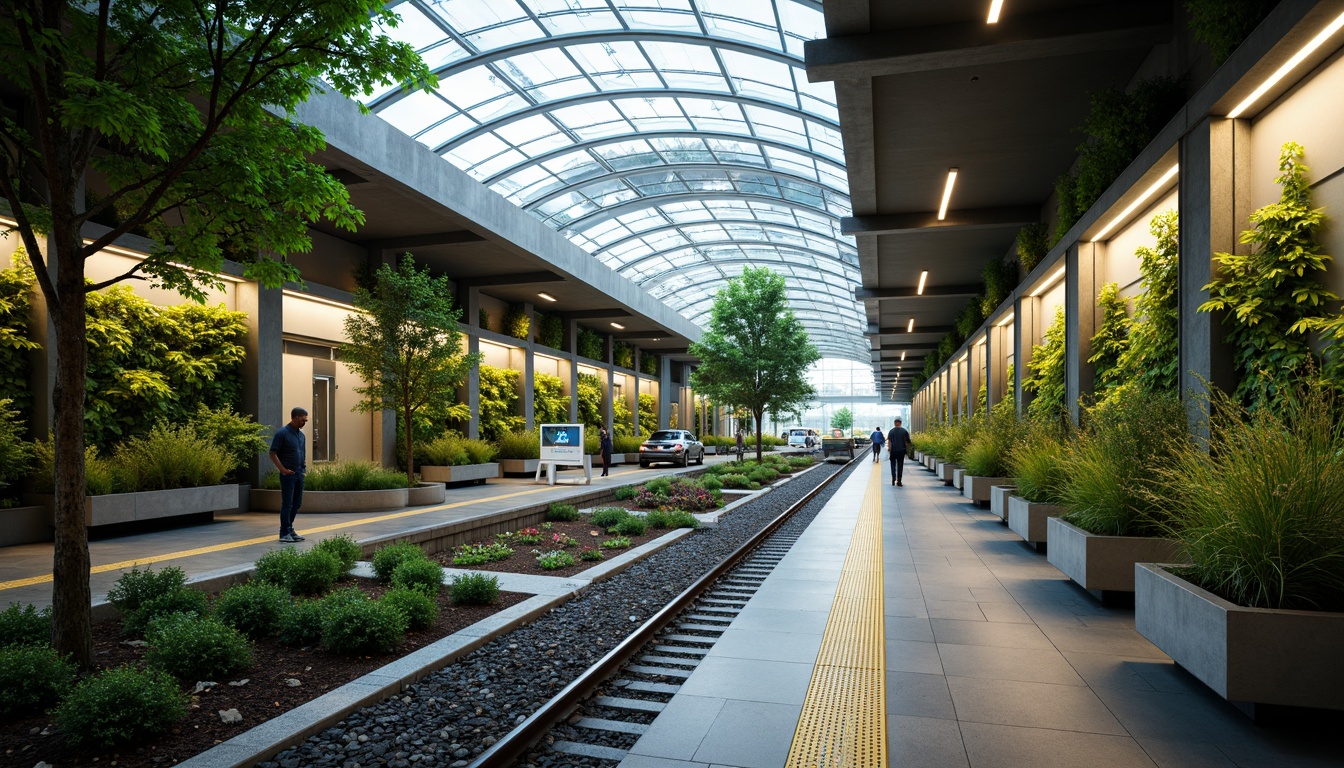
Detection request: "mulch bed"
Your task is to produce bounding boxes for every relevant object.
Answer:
[431,519,667,578]
[0,580,530,768]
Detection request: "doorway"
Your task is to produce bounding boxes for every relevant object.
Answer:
[312,374,335,462]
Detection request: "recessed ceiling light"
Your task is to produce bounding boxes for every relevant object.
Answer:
[987,0,1004,23]
[907,318,915,333]
[901,351,906,361]
[917,271,928,295]
[536,292,557,302]
[1090,165,1179,242]
[610,322,625,330]
[937,169,958,220]
[1227,10,1344,119]
[997,312,1015,327]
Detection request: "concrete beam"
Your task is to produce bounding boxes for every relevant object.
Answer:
[559,308,631,320]
[855,284,982,301]
[456,270,564,288]
[361,231,485,250]
[614,331,671,340]
[866,324,955,336]
[805,1,1171,82]
[842,206,1039,236]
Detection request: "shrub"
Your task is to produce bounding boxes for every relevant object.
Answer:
[286,549,343,596]
[663,511,701,529]
[110,423,232,491]
[579,546,604,561]
[291,460,411,491]
[601,537,632,550]
[534,371,569,424]
[644,510,672,529]
[1016,223,1049,274]
[391,558,445,595]
[720,473,752,489]
[613,435,643,453]
[493,429,540,460]
[122,588,211,636]
[254,547,301,587]
[449,573,500,605]
[322,597,407,654]
[746,467,779,485]
[547,503,581,521]
[33,441,116,495]
[451,542,514,566]
[192,404,269,479]
[0,399,32,501]
[313,534,362,573]
[1025,307,1067,421]
[479,366,524,441]
[0,602,51,647]
[536,550,576,570]
[277,599,326,647]
[107,566,188,614]
[699,475,723,492]
[643,476,673,496]
[381,588,438,630]
[614,516,647,537]
[1007,420,1070,504]
[614,485,637,501]
[0,645,76,716]
[55,665,188,749]
[371,541,428,581]
[961,403,1022,478]
[422,433,499,466]
[590,507,631,529]
[212,582,290,639]
[145,613,252,680]
[1158,384,1344,611]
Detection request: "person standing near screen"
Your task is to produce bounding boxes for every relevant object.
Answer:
[599,427,613,477]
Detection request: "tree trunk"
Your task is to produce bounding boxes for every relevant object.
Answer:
[50,228,92,668]
[404,409,414,489]
[754,408,764,463]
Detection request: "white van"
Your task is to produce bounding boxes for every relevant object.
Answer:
[786,428,819,448]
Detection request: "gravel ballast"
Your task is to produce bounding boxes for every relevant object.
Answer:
[261,458,855,768]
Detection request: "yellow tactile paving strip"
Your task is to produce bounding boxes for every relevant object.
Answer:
[785,462,886,768]
[0,485,556,593]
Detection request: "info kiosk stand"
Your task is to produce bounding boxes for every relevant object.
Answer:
[535,424,592,486]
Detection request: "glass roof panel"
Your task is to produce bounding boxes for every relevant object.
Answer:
[370,0,866,363]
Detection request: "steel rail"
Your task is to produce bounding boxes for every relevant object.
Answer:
[467,449,866,768]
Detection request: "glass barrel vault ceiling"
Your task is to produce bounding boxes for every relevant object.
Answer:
[366,0,866,362]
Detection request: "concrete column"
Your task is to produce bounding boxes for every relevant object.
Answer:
[238,282,286,482]
[681,363,694,432]
[1179,117,1244,431]
[659,355,672,429]
[631,348,642,435]
[1014,295,1040,417]
[969,341,986,417]
[464,287,482,439]
[522,302,535,430]
[986,324,1008,408]
[565,319,580,358]
[1067,242,1102,423]
[604,365,615,431]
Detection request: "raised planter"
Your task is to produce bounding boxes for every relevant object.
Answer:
[499,458,541,476]
[0,505,51,547]
[619,452,643,465]
[27,484,240,527]
[420,463,499,485]
[407,482,446,506]
[963,476,1010,507]
[1046,518,1183,599]
[924,455,937,471]
[951,468,966,490]
[937,462,961,485]
[251,486,408,513]
[1135,564,1344,716]
[989,485,1016,520]
[1006,494,1064,551]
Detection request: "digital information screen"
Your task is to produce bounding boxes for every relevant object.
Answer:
[539,424,584,463]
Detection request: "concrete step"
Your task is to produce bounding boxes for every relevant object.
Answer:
[593,696,666,714]
[575,717,649,736]
[552,741,628,761]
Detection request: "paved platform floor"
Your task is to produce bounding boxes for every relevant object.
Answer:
[0,453,763,609]
[619,459,1343,768]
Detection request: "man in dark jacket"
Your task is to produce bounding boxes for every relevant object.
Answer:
[886,418,912,487]
[599,427,613,477]
[869,426,885,463]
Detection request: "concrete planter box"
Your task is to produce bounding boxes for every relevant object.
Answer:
[499,458,541,476]
[937,462,961,485]
[420,463,499,484]
[1006,494,1064,551]
[951,468,966,489]
[251,486,408,513]
[963,476,1009,506]
[407,482,446,506]
[990,485,1016,520]
[1135,564,1344,715]
[619,453,643,465]
[924,455,937,470]
[27,484,240,527]
[0,505,51,547]
[1047,518,1183,596]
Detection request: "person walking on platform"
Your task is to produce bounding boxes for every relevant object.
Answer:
[887,418,912,487]
[869,425,885,463]
[269,407,308,542]
[599,427,613,477]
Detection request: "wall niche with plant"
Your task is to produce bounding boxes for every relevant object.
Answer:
[577,327,604,361]
[477,364,522,441]
[535,313,564,350]
[501,304,530,341]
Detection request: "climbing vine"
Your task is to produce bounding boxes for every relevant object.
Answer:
[1088,282,1129,396]
[1118,210,1180,395]
[477,364,522,441]
[1025,306,1068,420]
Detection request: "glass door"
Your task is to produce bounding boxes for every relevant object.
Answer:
[312,375,334,462]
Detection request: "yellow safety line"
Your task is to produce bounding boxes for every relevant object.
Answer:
[0,485,557,592]
[785,462,886,768]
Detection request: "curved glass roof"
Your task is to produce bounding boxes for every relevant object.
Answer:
[367,0,866,362]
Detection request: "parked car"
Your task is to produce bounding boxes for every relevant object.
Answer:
[639,430,705,468]
[786,428,820,449]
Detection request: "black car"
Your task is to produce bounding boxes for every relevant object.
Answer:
[638,430,705,468]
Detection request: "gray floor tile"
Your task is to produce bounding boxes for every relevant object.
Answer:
[887,671,957,719]
[926,599,987,621]
[1132,736,1240,768]
[976,601,1033,623]
[706,629,822,664]
[1037,623,1167,658]
[947,677,1127,735]
[886,715,969,768]
[675,657,813,706]
[620,755,711,768]
[884,596,929,617]
[627,695,725,760]
[959,721,1156,768]
[692,700,801,768]
[938,644,1086,686]
[885,616,935,642]
[930,618,1055,650]
[726,608,830,635]
[887,639,945,675]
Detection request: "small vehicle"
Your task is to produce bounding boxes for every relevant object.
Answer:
[639,430,705,468]
[786,428,820,449]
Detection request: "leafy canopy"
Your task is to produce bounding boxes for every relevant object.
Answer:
[689,267,819,459]
[341,257,478,485]
[830,407,853,432]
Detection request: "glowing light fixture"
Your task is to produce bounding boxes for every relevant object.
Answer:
[1227,10,1344,119]
[997,312,1016,327]
[987,0,1004,23]
[901,351,906,361]
[974,336,987,346]
[917,270,929,295]
[937,169,958,220]
[610,322,625,329]
[907,318,915,333]
[1090,165,1179,242]
[537,292,557,302]
[1030,265,1067,297]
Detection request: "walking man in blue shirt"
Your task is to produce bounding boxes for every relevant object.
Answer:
[869,426,885,463]
[887,418,912,487]
[269,407,308,542]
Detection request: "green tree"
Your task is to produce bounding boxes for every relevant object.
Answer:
[1117,210,1180,394]
[342,257,478,488]
[478,365,523,441]
[1088,282,1130,396]
[1026,307,1068,420]
[1200,142,1336,410]
[689,267,819,461]
[0,0,429,666]
[830,407,853,432]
